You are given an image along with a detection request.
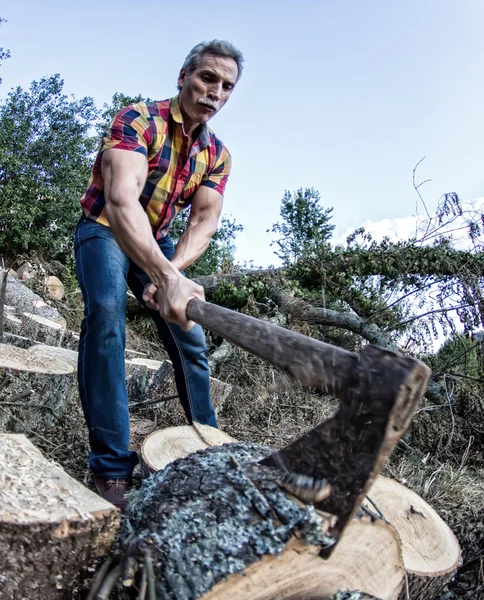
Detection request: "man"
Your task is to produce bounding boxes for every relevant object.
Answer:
[75,40,243,510]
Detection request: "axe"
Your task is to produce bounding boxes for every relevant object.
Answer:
[186,298,431,553]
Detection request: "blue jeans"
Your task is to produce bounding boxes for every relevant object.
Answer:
[74,218,216,478]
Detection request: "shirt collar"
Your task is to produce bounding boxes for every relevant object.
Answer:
[170,95,211,149]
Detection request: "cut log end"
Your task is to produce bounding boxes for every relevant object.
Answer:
[363,476,461,600]
[141,423,236,473]
[0,342,73,375]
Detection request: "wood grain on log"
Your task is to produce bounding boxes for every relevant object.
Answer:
[201,520,403,600]
[0,343,76,432]
[363,476,461,600]
[141,423,235,473]
[0,434,119,599]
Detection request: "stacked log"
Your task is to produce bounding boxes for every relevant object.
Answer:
[0,434,119,599]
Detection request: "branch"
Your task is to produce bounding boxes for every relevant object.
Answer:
[269,287,397,350]
[395,304,473,329]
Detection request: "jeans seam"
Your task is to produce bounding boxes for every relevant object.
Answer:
[76,237,90,430]
[131,270,196,422]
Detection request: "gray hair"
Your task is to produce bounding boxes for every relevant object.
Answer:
[180,40,244,85]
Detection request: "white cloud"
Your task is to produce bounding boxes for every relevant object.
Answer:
[334,197,484,249]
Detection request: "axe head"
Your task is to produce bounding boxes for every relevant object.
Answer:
[259,344,430,555]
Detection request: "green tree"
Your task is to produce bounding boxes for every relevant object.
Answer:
[0,75,99,260]
[170,209,243,278]
[270,188,335,265]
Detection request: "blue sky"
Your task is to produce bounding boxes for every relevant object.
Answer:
[1,0,483,266]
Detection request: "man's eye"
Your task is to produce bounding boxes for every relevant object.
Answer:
[223,84,233,91]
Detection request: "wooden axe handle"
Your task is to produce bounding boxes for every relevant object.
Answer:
[187,297,359,397]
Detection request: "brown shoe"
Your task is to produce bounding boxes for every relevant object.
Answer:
[93,476,132,513]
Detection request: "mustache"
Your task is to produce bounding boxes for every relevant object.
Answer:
[197,97,219,111]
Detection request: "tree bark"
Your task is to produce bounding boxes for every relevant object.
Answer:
[0,434,119,600]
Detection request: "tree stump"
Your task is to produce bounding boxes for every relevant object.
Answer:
[0,343,76,432]
[363,476,461,600]
[0,434,119,599]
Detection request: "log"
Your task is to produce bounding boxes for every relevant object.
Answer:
[0,434,119,599]
[1,332,34,349]
[200,520,403,600]
[363,476,461,600]
[0,268,65,323]
[18,312,65,346]
[141,423,236,473]
[141,426,462,600]
[108,443,404,600]
[0,343,76,432]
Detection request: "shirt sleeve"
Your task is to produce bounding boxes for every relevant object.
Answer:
[100,103,152,157]
[201,147,232,196]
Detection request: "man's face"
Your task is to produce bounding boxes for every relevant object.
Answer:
[178,54,238,128]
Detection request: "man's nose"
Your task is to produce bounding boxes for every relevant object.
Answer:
[207,83,222,101]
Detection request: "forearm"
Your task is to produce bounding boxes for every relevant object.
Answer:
[171,220,216,272]
[104,195,180,287]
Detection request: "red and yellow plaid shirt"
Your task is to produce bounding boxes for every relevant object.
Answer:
[80,96,231,239]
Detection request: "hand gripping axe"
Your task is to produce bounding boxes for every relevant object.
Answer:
[186,298,431,554]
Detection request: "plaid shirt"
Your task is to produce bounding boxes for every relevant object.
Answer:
[80,96,231,239]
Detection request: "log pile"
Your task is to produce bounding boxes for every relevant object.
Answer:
[0,434,119,599]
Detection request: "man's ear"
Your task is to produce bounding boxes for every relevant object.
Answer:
[177,69,186,90]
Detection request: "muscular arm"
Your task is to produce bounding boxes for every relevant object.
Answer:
[102,148,204,330]
[171,186,224,272]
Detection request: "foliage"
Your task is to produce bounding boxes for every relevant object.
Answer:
[429,332,481,379]
[0,75,99,260]
[170,209,243,278]
[0,17,10,85]
[269,187,335,266]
